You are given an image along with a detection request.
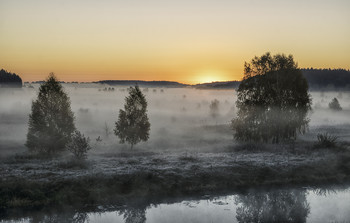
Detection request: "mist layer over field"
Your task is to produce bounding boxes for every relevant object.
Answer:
[1,85,350,157]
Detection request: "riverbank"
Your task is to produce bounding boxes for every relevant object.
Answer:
[1,142,350,211]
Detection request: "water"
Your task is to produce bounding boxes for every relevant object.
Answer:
[2,186,350,223]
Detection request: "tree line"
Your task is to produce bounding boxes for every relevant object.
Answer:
[302,68,350,90]
[25,52,314,158]
[26,73,150,159]
[0,69,22,87]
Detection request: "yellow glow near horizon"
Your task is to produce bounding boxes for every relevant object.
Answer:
[0,0,349,83]
[194,70,230,84]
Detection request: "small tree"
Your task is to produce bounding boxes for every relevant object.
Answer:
[66,130,91,160]
[209,99,220,119]
[114,85,150,149]
[232,53,311,143]
[103,121,111,138]
[328,98,342,111]
[26,73,75,155]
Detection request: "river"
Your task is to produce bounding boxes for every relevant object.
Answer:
[2,186,350,223]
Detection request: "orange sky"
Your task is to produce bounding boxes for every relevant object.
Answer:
[1,0,349,84]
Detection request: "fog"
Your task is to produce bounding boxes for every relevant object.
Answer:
[1,85,350,158]
[2,84,350,223]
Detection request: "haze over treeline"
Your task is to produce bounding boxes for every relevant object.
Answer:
[3,68,350,90]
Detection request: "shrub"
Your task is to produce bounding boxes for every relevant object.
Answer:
[315,133,338,148]
[66,130,91,160]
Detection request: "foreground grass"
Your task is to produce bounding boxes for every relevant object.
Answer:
[1,143,350,211]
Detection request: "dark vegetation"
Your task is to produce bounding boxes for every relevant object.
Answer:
[328,97,342,111]
[20,68,350,90]
[0,69,22,88]
[302,68,350,90]
[66,131,91,160]
[194,81,241,89]
[1,144,350,211]
[232,53,311,143]
[314,133,339,148]
[96,80,187,88]
[193,68,350,90]
[26,73,76,155]
[114,85,151,149]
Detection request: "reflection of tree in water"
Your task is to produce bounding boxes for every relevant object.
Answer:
[235,189,310,223]
[30,210,88,223]
[119,206,147,223]
[4,204,148,223]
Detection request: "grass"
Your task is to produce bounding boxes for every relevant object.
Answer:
[1,151,350,210]
[178,154,199,162]
[151,158,166,164]
[314,133,339,148]
[1,142,350,211]
[4,153,41,164]
[56,159,90,169]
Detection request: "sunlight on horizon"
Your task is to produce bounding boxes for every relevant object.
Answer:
[0,0,349,83]
[194,70,232,84]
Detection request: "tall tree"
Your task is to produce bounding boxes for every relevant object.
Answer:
[114,85,150,149]
[26,73,75,154]
[232,53,311,143]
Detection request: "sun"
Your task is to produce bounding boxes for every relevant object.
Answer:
[195,70,229,84]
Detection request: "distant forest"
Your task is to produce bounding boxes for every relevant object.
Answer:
[0,69,22,88]
[96,80,188,88]
[2,68,350,90]
[193,81,241,89]
[193,69,350,90]
[301,68,350,90]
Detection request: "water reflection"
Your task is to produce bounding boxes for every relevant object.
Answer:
[235,189,310,223]
[9,209,89,223]
[118,206,146,223]
[1,186,350,223]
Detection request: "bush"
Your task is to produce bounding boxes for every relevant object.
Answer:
[315,133,338,148]
[66,131,91,160]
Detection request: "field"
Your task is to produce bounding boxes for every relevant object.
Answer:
[1,85,350,210]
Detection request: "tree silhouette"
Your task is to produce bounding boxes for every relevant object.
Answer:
[26,73,75,155]
[66,130,91,160]
[232,53,311,143]
[209,99,220,119]
[114,85,150,149]
[0,69,22,87]
[328,97,342,111]
[301,68,350,90]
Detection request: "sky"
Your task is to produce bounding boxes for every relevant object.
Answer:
[0,0,349,84]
